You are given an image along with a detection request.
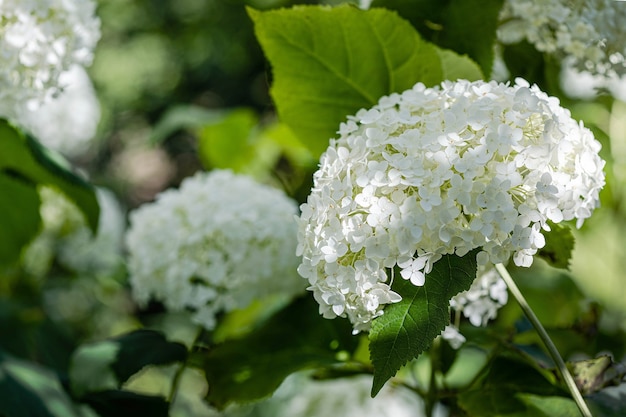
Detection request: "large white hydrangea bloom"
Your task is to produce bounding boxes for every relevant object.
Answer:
[126,170,304,330]
[0,0,101,119]
[498,0,626,77]
[296,79,605,332]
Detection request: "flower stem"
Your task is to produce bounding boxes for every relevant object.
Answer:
[495,264,592,417]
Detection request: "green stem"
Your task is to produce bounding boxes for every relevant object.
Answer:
[495,264,593,417]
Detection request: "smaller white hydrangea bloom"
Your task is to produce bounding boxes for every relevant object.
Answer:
[441,267,508,349]
[125,170,305,330]
[498,0,626,77]
[0,0,101,119]
[17,65,101,157]
[297,79,605,332]
[450,267,508,327]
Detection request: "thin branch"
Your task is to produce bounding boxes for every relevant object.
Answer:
[495,263,592,417]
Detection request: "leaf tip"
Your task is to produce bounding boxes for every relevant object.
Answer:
[370,375,386,398]
[245,6,260,21]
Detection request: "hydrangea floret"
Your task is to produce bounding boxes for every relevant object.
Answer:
[126,170,305,330]
[296,78,605,332]
[0,0,101,119]
[498,0,626,77]
[441,267,509,349]
[451,267,508,328]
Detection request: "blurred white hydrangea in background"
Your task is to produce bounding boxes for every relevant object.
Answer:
[498,0,626,77]
[297,78,605,332]
[23,186,125,278]
[125,169,305,330]
[17,65,101,157]
[0,0,101,120]
[232,372,447,417]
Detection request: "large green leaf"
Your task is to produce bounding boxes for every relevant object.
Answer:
[69,330,187,398]
[0,120,99,230]
[0,350,86,417]
[249,5,443,157]
[369,249,479,396]
[0,176,41,265]
[198,296,359,409]
[371,0,504,76]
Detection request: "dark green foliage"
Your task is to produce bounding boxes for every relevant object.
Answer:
[0,176,40,266]
[80,391,169,417]
[199,296,359,409]
[0,350,85,417]
[0,120,99,266]
[69,330,187,397]
[538,222,575,270]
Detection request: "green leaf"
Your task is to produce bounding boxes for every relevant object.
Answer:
[0,350,85,417]
[249,5,443,157]
[0,175,41,265]
[458,353,565,416]
[199,296,359,409]
[371,0,504,76]
[0,119,99,233]
[69,330,187,398]
[436,49,483,82]
[537,222,574,270]
[149,104,227,144]
[432,0,504,76]
[198,108,259,171]
[369,249,479,396]
[516,394,580,417]
[587,384,626,417]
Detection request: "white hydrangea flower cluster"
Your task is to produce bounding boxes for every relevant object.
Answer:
[451,267,508,327]
[441,267,509,349]
[498,0,626,77]
[297,79,605,332]
[126,170,305,330]
[0,0,101,119]
[17,65,101,158]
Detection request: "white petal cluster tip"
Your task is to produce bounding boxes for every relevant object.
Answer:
[498,0,626,77]
[296,79,605,332]
[126,170,304,330]
[0,0,101,119]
